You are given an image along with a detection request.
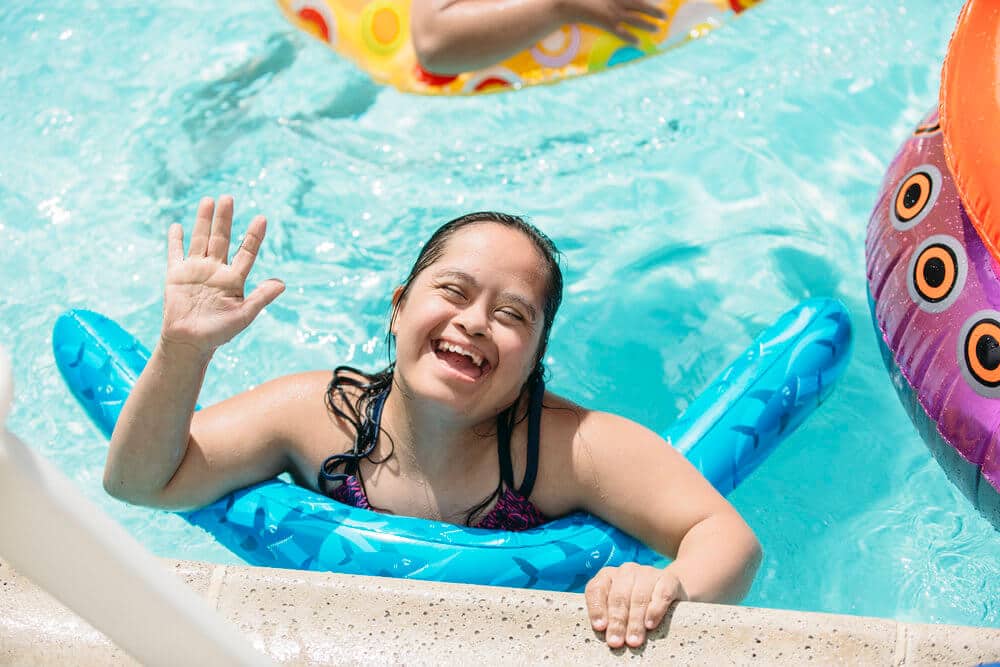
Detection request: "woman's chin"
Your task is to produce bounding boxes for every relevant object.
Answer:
[402,369,490,412]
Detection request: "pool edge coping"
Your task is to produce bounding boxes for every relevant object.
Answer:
[2,557,998,665]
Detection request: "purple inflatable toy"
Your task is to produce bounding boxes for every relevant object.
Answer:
[867,0,1000,530]
[866,105,1000,529]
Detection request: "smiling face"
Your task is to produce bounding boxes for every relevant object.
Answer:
[390,222,549,419]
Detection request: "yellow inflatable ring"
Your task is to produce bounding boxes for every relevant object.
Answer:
[278,0,762,95]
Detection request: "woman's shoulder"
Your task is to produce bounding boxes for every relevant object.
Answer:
[532,391,593,508]
[205,371,340,442]
[238,370,334,409]
[539,390,653,445]
[538,390,584,434]
[534,390,671,507]
[232,369,369,488]
[207,368,379,444]
[246,367,373,411]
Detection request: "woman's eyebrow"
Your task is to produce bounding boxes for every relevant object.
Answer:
[433,269,475,283]
[433,269,539,322]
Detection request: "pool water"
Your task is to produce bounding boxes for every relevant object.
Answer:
[2,0,997,628]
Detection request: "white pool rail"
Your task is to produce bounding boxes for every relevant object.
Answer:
[0,345,273,666]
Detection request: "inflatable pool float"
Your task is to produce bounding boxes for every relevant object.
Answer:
[53,298,850,590]
[277,0,761,95]
[865,0,1000,529]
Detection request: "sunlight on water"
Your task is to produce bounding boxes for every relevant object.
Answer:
[1,0,995,627]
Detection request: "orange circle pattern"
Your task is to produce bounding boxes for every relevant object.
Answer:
[895,172,932,222]
[371,8,399,44]
[966,320,1000,386]
[913,245,956,302]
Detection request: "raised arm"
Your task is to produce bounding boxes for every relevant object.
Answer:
[568,410,762,648]
[104,196,290,510]
[410,0,665,74]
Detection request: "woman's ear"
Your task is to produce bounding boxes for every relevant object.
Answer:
[390,286,405,336]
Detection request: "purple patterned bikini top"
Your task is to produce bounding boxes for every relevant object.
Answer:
[327,475,547,531]
[319,377,549,532]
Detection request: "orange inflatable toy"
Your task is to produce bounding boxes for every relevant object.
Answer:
[940,0,1000,264]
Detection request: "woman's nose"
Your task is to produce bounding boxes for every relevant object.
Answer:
[455,304,489,337]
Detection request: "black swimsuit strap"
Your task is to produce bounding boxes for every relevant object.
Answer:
[323,380,543,498]
[318,385,390,489]
[496,376,544,498]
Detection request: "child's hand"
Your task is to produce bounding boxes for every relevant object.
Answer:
[161,196,285,356]
[555,0,666,44]
[584,563,687,648]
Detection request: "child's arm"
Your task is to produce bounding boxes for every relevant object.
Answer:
[410,0,665,74]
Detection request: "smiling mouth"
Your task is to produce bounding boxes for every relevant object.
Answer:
[432,339,492,380]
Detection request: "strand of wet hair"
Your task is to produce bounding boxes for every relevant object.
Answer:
[320,365,395,508]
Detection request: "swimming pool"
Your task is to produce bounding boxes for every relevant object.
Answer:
[1,0,996,629]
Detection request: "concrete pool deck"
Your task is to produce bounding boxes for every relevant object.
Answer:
[1,558,998,665]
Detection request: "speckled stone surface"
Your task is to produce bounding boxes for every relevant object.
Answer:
[166,559,217,599]
[216,565,907,665]
[905,621,1000,666]
[0,558,137,666]
[2,557,1000,665]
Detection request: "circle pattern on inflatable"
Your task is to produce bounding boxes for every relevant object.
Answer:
[276,0,762,95]
[866,99,1000,528]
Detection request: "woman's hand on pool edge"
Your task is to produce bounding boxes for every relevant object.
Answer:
[162,195,285,356]
[585,562,687,649]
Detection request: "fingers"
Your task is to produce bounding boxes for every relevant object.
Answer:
[625,0,665,20]
[586,565,677,650]
[623,15,658,33]
[231,215,268,281]
[625,581,653,647]
[611,25,639,44]
[605,0,663,42]
[188,197,215,258]
[167,223,184,268]
[644,574,677,632]
[241,278,285,325]
[207,195,234,263]
[185,195,254,267]
[584,569,611,633]
[602,568,635,648]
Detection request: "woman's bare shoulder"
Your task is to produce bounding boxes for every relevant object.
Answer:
[539,390,587,435]
[534,391,674,515]
[531,390,591,515]
[247,368,371,420]
[198,370,338,441]
[230,369,367,489]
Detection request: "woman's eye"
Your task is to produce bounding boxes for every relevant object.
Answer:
[441,285,464,298]
[497,308,524,321]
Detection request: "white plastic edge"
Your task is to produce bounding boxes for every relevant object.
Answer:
[0,343,272,666]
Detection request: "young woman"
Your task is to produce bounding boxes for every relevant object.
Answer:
[105,196,761,649]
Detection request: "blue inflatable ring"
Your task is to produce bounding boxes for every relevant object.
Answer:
[53,299,851,591]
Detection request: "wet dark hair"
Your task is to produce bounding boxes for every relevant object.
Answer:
[319,211,563,525]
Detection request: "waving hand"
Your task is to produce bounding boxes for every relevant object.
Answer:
[162,196,285,355]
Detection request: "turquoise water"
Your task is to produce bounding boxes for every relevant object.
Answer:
[2,0,997,628]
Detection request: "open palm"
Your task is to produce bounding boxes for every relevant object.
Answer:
[162,196,285,354]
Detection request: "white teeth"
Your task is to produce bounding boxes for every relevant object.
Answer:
[436,340,484,367]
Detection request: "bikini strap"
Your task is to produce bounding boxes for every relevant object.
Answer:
[496,376,544,498]
[519,375,544,498]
